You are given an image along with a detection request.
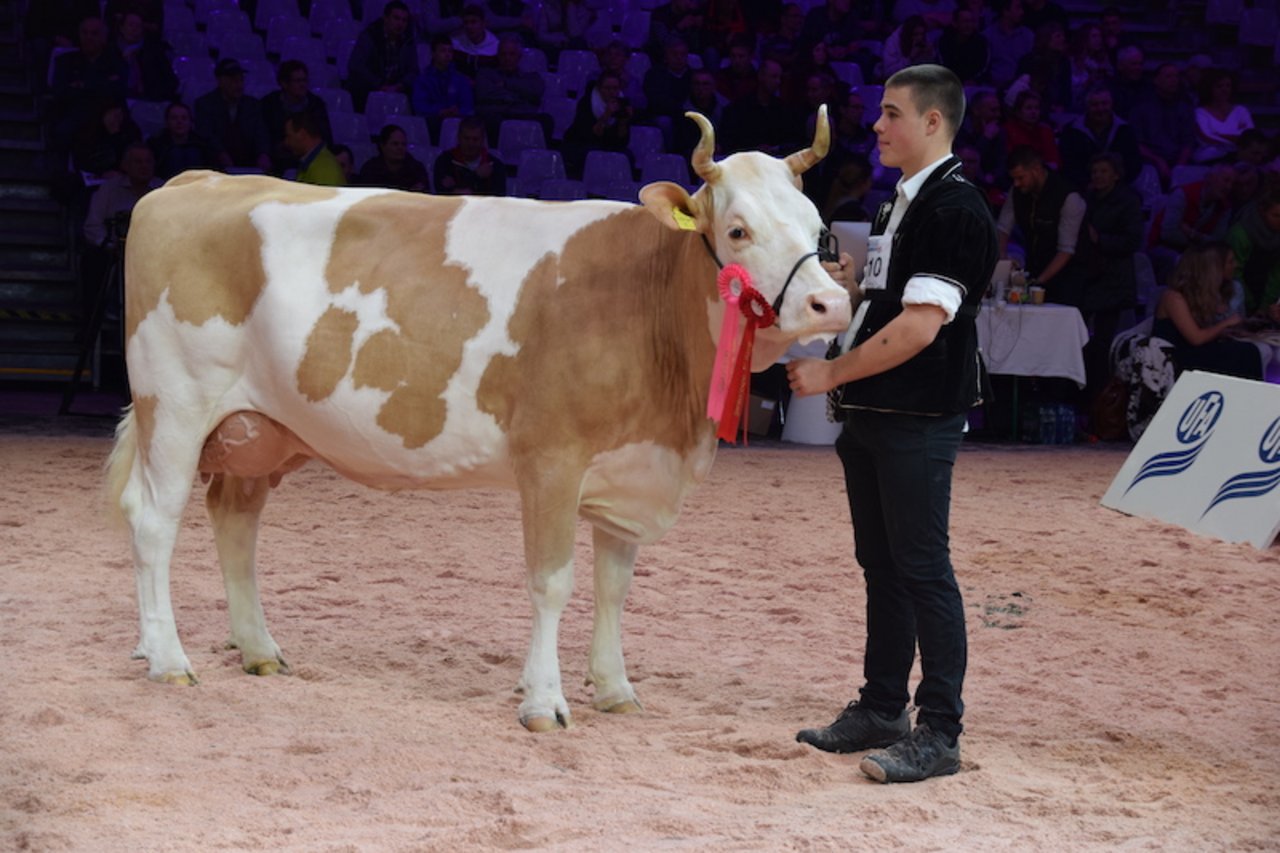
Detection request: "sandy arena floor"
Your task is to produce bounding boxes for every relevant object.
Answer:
[2,418,1277,851]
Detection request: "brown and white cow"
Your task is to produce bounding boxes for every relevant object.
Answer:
[106,111,851,731]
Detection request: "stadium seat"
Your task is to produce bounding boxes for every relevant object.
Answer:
[497,119,547,165]
[254,0,301,33]
[162,4,198,37]
[638,153,688,186]
[582,150,633,196]
[266,15,312,56]
[364,90,411,133]
[543,96,576,141]
[193,0,240,26]
[280,37,335,86]
[624,52,650,79]
[1170,165,1210,188]
[557,49,600,80]
[830,61,863,87]
[309,0,354,33]
[516,149,567,186]
[166,30,209,61]
[313,86,352,114]
[437,116,461,149]
[539,179,588,200]
[321,18,362,58]
[598,181,640,202]
[130,100,168,137]
[618,12,650,48]
[627,124,664,163]
[399,115,433,146]
[1131,164,1163,208]
[214,31,268,64]
[329,110,369,145]
[518,46,548,74]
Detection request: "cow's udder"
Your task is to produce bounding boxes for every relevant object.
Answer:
[199,411,313,487]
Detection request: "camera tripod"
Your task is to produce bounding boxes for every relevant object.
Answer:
[60,233,127,415]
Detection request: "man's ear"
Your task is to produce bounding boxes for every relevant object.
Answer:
[639,181,704,232]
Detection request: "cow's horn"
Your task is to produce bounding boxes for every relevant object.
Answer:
[785,104,830,176]
[686,111,721,184]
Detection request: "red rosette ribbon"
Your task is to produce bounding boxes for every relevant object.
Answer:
[707,264,777,443]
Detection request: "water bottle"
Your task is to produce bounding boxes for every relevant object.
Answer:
[1039,405,1057,444]
[1057,404,1074,445]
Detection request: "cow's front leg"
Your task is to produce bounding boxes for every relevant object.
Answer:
[587,526,641,714]
[206,474,288,676]
[515,460,582,731]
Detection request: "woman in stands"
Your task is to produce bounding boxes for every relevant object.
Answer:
[354,124,430,192]
[1002,89,1059,170]
[1152,243,1262,380]
[1193,70,1255,165]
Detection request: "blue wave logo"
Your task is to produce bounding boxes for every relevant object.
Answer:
[1124,391,1224,495]
[1201,416,1280,517]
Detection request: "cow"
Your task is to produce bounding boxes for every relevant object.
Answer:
[105,109,852,731]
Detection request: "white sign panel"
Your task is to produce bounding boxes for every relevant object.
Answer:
[1102,371,1280,549]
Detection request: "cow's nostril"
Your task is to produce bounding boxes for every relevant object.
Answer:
[812,302,827,313]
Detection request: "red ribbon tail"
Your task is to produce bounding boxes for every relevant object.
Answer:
[717,322,758,444]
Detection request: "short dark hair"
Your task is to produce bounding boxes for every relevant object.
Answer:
[376,123,406,146]
[276,59,308,85]
[384,1,410,16]
[164,101,191,120]
[285,111,325,138]
[1088,150,1124,180]
[884,63,965,138]
[458,115,486,136]
[1007,145,1044,172]
[462,4,485,18]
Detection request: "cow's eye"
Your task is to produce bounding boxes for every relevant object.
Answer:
[728,226,747,240]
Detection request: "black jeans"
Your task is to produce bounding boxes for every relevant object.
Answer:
[836,409,968,741]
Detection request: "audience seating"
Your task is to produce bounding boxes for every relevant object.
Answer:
[310,0,355,33]
[538,179,588,200]
[1131,164,1163,208]
[216,31,269,64]
[830,61,863,87]
[321,19,362,59]
[313,86,353,115]
[497,119,547,165]
[624,52,651,79]
[1170,165,1210,188]
[1239,8,1278,46]
[618,12,650,49]
[130,100,168,137]
[627,124,665,163]
[168,30,209,61]
[519,47,549,74]
[582,150,632,196]
[516,149,567,186]
[266,16,313,57]
[638,152,689,186]
[280,37,336,85]
[193,0,240,27]
[437,116,461,149]
[163,4,198,36]
[399,115,433,146]
[543,96,576,141]
[557,49,600,81]
[255,0,302,33]
[330,110,370,145]
[365,91,412,134]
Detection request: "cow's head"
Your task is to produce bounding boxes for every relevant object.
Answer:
[639,107,852,346]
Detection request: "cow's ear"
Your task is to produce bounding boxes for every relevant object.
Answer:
[639,182,703,232]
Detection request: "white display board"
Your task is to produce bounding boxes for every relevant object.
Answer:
[1102,371,1280,549]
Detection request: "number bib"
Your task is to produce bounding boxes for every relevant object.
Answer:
[862,235,890,292]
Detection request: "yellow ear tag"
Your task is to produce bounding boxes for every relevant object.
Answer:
[672,208,697,231]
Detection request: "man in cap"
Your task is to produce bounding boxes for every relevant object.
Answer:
[194,57,272,172]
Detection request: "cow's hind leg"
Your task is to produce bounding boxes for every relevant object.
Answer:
[206,474,288,675]
[515,460,582,731]
[587,526,642,715]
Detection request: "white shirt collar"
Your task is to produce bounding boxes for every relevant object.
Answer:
[895,153,955,204]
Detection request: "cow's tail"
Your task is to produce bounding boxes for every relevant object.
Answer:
[104,405,137,530]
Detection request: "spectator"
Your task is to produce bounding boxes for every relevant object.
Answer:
[563,71,634,177]
[643,36,693,148]
[347,0,418,112]
[1076,151,1142,397]
[433,115,507,195]
[673,68,725,160]
[1020,0,1067,34]
[1057,86,1141,192]
[485,0,533,36]
[648,0,706,64]
[451,5,501,76]
[1193,70,1254,165]
[782,41,835,109]
[955,88,1005,187]
[1130,62,1195,189]
[716,35,756,104]
[1231,161,1263,213]
[72,98,142,178]
[113,10,176,102]
[956,141,1004,213]
[1098,4,1136,60]
[998,145,1085,305]
[1013,21,1070,115]
[422,0,467,37]
[820,151,874,223]
[882,15,939,78]
[262,60,333,176]
[1229,185,1280,316]
[1065,23,1110,110]
[893,0,956,29]
[1107,45,1145,119]
[412,36,475,142]
[474,34,549,143]
[50,16,129,148]
[148,101,217,179]
[801,0,866,61]
[1152,243,1262,379]
[1155,164,1236,252]
[937,7,989,84]
[532,0,592,61]
[83,142,160,247]
[1236,129,1275,169]
[596,41,646,113]
[831,86,877,160]
[1002,90,1058,170]
[758,3,807,69]
[355,123,428,190]
[718,58,804,156]
[331,143,357,182]
[982,0,1033,89]
[194,58,272,173]
[284,112,346,186]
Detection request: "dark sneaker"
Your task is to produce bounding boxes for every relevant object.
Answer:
[859,721,960,783]
[795,702,910,754]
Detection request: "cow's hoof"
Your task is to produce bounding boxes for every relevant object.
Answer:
[244,657,289,677]
[151,670,198,686]
[599,699,643,715]
[522,711,572,732]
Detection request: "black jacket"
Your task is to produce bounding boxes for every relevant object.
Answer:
[832,156,999,416]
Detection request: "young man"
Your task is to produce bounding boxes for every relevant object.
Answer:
[786,64,998,784]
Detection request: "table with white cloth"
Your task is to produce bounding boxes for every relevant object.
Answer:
[976,301,1090,386]
[975,301,1090,440]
